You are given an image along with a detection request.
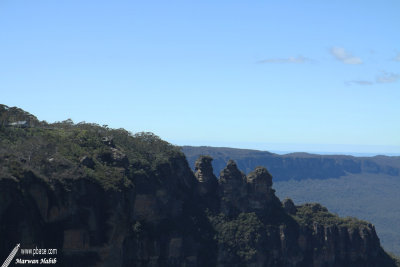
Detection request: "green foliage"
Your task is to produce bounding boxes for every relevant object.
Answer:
[0,111,180,191]
[275,174,400,256]
[293,203,369,229]
[209,212,264,262]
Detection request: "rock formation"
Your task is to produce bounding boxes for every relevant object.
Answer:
[282,198,297,215]
[218,160,248,216]
[194,155,219,211]
[0,104,397,267]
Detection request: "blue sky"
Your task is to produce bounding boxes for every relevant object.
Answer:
[1,0,399,155]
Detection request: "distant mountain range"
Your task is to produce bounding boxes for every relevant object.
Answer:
[182,146,400,181]
[269,150,400,157]
[1,104,399,266]
[182,145,400,256]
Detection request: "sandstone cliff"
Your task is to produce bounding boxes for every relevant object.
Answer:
[0,104,397,267]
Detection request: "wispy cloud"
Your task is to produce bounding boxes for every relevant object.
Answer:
[376,72,400,83]
[330,47,362,64]
[257,56,312,64]
[394,53,400,62]
[345,80,374,86]
[346,72,400,86]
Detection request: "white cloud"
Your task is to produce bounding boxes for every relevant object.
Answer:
[257,56,312,64]
[330,47,362,64]
[345,80,374,86]
[344,71,399,86]
[376,72,400,83]
[394,53,400,62]
[345,72,399,85]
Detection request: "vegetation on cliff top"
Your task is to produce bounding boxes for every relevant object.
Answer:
[293,203,370,229]
[1,104,398,266]
[0,104,182,190]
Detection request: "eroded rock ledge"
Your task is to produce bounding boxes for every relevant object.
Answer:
[0,155,396,267]
[0,107,396,267]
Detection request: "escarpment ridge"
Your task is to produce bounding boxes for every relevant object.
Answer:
[0,104,398,266]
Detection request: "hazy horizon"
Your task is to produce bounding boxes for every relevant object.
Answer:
[2,102,399,157]
[174,140,400,157]
[1,1,399,155]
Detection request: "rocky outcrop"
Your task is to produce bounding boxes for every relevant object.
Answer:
[0,104,40,128]
[246,167,281,214]
[282,198,297,215]
[0,107,397,267]
[98,140,129,168]
[1,156,395,267]
[194,156,219,211]
[218,160,248,216]
[194,156,218,195]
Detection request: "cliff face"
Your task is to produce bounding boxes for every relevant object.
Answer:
[182,146,400,257]
[196,158,394,267]
[0,105,397,267]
